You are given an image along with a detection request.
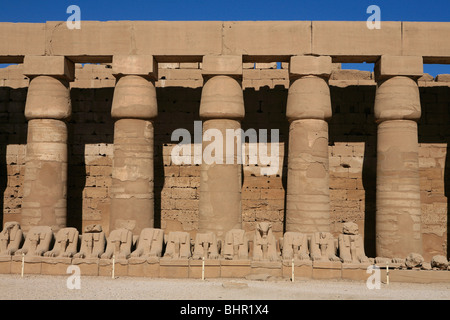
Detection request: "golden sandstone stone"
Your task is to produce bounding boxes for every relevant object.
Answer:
[0,21,449,281]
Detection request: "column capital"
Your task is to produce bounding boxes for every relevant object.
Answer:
[112,55,158,80]
[23,56,75,82]
[374,55,423,81]
[289,55,332,80]
[201,55,242,79]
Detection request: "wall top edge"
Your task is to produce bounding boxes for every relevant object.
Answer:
[1,21,450,62]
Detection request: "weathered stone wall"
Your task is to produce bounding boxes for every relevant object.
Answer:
[0,63,449,260]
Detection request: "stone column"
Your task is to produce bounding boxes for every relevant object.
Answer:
[21,56,74,233]
[285,56,333,234]
[109,56,158,235]
[374,55,424,258]
[198,55,244,239]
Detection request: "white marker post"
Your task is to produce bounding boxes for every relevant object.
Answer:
[386,262,389,285]
[112,254,115,279]
[202,257,205,281]
[21,253,25,278]
[291,259,295,282]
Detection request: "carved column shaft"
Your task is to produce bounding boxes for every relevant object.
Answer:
[285,56,332,234]
[374,56,424,258]
[109,56,158,236]
[21,56,74,233]
[198,56,244,239]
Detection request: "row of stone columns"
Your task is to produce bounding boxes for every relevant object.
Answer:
[18,54,425,259]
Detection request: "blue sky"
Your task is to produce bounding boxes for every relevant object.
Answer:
[1,0,449,22]
[1,0,450,75]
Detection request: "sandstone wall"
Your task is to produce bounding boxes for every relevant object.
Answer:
[0,63,449,260]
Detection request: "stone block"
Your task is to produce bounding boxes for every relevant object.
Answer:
[375,55,423,80]
[382,269,450,284]
[23,56,75,81]
[222,21,311,56]
[312,21,402,60]
[132,21,223,56]
[112,55,158,79]
[341,262,372,281]
[40,257,72,275]
[189,259,221,279]
[11,255,42,275]
[289,55,332,78]
[72,258,99,276]
[0,256,11,274]
[436,74,450,82]
[312,261,342,279]
[127,257,160,277]
[402,22,450,62]
[282,259,313,279]
[201,55,242,77]
[98,258,128,277]
[250,261,283,277]
[0,23,46,57]
[220,259,252,278]
[159,259,189,278]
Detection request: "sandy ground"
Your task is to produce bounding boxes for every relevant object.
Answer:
[0,274,449,300]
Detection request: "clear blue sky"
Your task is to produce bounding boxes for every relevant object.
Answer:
[1,0,450,75]
[1,0,449,22]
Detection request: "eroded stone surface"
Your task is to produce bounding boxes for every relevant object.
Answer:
[131,228,164,258]
[252,222,279,261]
[281,232,309,261]
[338,222,369,263]
[101,228,133,259]
[431,255,449,270]
[222,229,249,260]
[44,227,78,258]
[310,232,340,262]
[192,232,220,260]
[0,222,23,256]
[73,224,106,259]
[15,226,53,257]
[163,231,191,259]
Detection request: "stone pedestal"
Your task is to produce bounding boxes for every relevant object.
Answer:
[374,56,424,258]
[281,259,313,280]
[189,259,221,279]
[21,56,74,233]
[341,262,372,281]
[128,257,160,277]
[109,56,158,235]
[312,261,342,279]
[0,256,11,274]
[99,258,128,277]
[11,255,42,275]
[198,55,244,239]
[40,257,72,275]
[285,56,332,233]
[220,259,251,278]
[250,261,283,277]
[72,258,100,276]
[159,258,189,278]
